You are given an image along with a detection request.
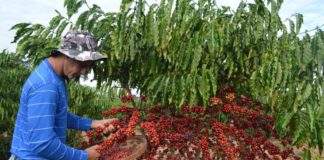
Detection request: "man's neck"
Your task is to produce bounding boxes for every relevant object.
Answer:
[48,56,63,77]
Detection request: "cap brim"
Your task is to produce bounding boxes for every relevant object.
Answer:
[57,49,107,62]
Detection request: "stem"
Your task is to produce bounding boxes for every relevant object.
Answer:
[124,83,137,107]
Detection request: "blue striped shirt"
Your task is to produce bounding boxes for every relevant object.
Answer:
[11,58,92,160]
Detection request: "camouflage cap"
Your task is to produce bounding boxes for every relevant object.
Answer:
[55,31,107,61]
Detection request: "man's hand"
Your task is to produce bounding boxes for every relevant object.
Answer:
[91,119,117,134]
[85,145,100,160]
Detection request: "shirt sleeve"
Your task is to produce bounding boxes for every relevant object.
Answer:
[27,84,88,160]
[67,112,92,131]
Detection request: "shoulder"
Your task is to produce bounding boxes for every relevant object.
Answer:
[30,61,55,84]
[25,60,64,92]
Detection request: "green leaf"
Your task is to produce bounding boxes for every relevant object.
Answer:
[208,68,218,95]
[169,74,176,104]
[315,123,323,154]
[306,103,315,132]
[291,115,302,144]
[148,75,162,90]
[190,39,202,72]
[49,15,63,30]
[302,38,312,66]
[75,10,90,29]
[282,112,295,128]
[10,23,32,43]
[303,84,312,102]
[64,0,85,18]
[56,20,69,36]
[303,149,311,160]
[295,13,303,34]
[10,22,31,31]
[318,95,324,119]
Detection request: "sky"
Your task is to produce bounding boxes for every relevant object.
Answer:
[0,0,323,52]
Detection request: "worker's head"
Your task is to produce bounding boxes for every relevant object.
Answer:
[51,31,106,79]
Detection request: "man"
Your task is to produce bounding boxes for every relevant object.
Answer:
[10,31,113,160]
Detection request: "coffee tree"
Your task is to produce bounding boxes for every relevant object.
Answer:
[10,0,324,157]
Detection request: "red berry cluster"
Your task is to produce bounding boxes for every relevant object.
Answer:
[105,119,122,129]
[126,111,141,136]
[120,105,131,113]
[140,122,160,147]
[81,120,123,148]
[102,108,118,117]
[84,130,101,146]
[140,96,147,102]
[181,103,190,113]
[225,92,235,101]
[121,94,133,103]
[191,105,205,114]
[96,128,127,154]
[159,133,185,142]
[199,136,211,160]
[96,115,141,155]
[95,126,103,134]
[223,104,231,113]
[147,113,156,121]
[76,86,301,160]
[102,105,135,117]
[212,121,235,159]
[210,97,222,105]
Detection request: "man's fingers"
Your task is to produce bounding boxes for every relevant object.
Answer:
[105,118,118,123]
[97,119,117,134]
[102,124,115,134]
[90,119,118,134]
[81,131,89,142]
[103,128,109,134]
[107,124,115,132]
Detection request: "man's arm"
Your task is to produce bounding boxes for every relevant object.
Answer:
[67,112,92,131]
[27,84,88,159]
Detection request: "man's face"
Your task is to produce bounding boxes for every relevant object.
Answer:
[63,57,93,80]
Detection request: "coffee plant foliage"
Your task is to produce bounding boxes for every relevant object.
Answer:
[9,0,324,155]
